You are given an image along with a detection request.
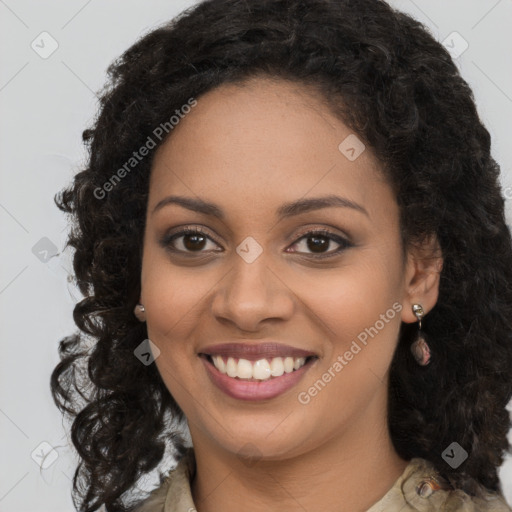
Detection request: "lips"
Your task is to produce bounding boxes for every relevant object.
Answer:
[200,353,318,401]
[198,341,318,361]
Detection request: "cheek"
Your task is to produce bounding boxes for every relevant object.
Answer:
[141,255,212,384]
[143,268,206,409]
[143,250,209,332]
[295,269,401,434]
[290,251,403,404]
[292,253,402,339]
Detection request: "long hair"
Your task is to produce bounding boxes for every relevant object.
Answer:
[51,0,512,510]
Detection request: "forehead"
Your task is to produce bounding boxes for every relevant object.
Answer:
[148,76,390,219]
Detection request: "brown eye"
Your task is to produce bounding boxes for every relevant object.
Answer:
[305,234,330,253]
[287,230,352,258]
[160,227,221,254]
[182,232,207,251]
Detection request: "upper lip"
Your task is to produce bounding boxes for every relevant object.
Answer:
[199,342,318,361]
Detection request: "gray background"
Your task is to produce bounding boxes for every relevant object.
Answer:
[0,1,511,510]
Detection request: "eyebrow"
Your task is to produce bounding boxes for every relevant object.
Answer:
[151,194,369,219]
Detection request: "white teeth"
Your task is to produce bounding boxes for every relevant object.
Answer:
[226,357,238,378]
[253,359,271,379]
[294,357,306,370]
[210,355,310,380]
[283,357,294,373]
[213,355,226,374]
[270,357,284,377]
[237,359,253,379]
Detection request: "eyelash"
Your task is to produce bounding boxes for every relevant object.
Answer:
[159,226,353,259]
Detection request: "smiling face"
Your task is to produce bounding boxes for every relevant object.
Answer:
[140,76,438,463]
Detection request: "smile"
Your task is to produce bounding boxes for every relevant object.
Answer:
[211,354,312,380]
[199,354,318,401]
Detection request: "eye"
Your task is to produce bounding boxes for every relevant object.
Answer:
[159,226,353,259]
[160,227,221,254]
[286,229,352,259]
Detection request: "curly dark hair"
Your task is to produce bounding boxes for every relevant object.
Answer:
[50,0,512,510]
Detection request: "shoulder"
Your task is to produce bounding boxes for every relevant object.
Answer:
[129,452,512,512]
[131,447,196,512]
[374,457,512,512]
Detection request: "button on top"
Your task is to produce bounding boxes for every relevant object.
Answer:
[416,478,443,498]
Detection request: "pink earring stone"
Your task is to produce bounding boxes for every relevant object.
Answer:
[411,334,431,366]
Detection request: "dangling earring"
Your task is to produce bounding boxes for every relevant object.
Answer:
[134,303,146,322]
[410,304,431,366]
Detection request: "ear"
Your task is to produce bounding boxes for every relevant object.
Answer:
[401,233,443,324]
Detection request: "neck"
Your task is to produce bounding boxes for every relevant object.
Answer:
[189,402,409,512]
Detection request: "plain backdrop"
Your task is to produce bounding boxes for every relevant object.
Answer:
[1,1,511,510]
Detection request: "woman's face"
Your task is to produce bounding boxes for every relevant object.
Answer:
[141,76,435,461]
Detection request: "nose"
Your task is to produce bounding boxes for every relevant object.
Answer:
[211,254,295,332]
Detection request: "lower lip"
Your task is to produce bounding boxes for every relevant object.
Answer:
[200,355,317,401]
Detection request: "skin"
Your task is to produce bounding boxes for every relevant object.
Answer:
[139,75,443,512]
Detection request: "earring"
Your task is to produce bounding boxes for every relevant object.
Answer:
[134,303,146,322]
[410,304,431,366]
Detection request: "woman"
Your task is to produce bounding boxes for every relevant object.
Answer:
[51,0,512,511]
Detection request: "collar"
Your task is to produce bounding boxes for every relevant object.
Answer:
[133,448,511,512]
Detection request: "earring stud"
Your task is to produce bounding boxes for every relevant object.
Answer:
[134,303,146,322]
[410,304,431,366]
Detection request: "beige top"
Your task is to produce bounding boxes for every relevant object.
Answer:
[132,448,512,512]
